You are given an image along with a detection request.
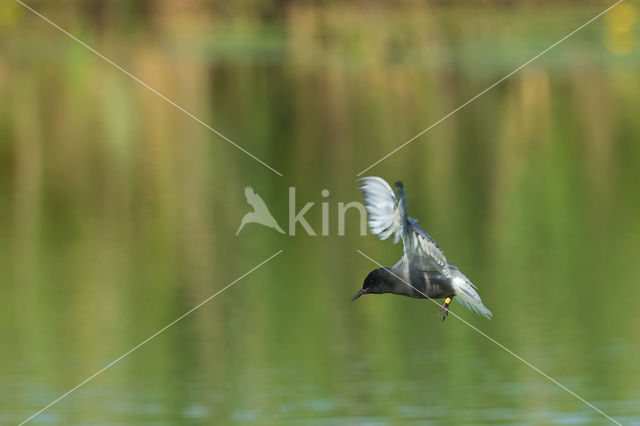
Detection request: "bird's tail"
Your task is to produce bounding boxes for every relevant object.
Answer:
[452,275,492,319]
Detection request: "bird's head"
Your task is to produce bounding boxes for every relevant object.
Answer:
[351,268,393,302]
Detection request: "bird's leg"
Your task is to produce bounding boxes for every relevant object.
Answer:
[439,296,453,322]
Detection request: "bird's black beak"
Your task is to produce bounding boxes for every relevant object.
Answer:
[351,288,366,302]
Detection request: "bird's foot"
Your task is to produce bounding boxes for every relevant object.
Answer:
[439,297,452,322]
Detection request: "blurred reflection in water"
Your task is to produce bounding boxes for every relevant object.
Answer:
[1,2,639,424]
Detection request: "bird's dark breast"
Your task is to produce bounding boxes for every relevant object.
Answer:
[406,271,453,299]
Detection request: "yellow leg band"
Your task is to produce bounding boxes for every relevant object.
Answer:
[444,297,451,304]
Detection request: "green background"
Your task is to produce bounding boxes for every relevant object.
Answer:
[1,1,639,424]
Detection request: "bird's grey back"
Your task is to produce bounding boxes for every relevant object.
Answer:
[390,258,454,299]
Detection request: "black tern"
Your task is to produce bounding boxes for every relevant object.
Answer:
[352,177,492,321]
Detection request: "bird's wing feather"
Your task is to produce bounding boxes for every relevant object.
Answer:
[404,218,452,277]
[358,177,451,277]
[358,177,404,243]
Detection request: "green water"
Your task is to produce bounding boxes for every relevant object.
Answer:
[1,2,640,424]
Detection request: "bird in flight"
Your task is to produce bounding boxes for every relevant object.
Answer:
[236,186,285,235]
[352,177,492,322]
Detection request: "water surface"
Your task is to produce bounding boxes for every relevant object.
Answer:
[1,2,640,424]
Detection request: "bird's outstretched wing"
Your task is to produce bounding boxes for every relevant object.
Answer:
[358,177,452,278]
[358,177,403,243]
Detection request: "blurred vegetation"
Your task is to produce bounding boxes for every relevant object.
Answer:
[1,0,640,424]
